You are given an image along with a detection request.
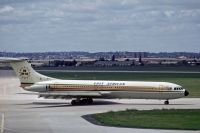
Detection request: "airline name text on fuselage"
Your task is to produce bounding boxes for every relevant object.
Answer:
[94,82,125,86]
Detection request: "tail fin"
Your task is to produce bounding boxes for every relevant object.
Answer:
[0,57,54,86]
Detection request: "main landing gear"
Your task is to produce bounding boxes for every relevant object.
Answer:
[164,100,169,105]
[71,98,93,105]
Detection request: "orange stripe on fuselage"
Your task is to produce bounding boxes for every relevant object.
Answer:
[49,84,171,92]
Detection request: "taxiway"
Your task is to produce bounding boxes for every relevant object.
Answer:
[0,70,199,133]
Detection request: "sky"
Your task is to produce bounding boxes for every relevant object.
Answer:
[0,0,200,52]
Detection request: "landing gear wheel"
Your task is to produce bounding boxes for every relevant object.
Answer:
[81,99,88,104]
[80,98,93,105]
[164,100,169,105]
[71,100,77,105]
[88,98,93,104]
[71,98,93,105]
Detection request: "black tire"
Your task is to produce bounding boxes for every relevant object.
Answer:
[71,100,77,105]
[164,100,169,105]
[81,99,88,104]
[88,98,93,104]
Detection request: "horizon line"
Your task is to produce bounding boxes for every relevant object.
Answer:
[0,51,200,54]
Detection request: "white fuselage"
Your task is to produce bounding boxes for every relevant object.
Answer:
[26,79,187,100]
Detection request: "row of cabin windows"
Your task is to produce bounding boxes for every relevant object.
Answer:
[174,87,183,90]
[55,85,156,90]
[56,85,132,89]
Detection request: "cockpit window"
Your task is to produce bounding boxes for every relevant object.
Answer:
[174,87,183,90]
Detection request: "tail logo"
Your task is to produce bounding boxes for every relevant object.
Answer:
[19,66,30,79]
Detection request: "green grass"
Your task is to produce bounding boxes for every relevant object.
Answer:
[92,109,200,130]
[40,71,200,97]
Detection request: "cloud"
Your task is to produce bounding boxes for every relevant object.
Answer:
[44,9,64,17]
[0,0,200,52]
[0,5,14,14]
[61,1,101,12]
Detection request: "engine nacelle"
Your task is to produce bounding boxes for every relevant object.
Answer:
[25,84,47,92]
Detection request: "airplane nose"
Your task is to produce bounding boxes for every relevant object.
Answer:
[184,90,189,96]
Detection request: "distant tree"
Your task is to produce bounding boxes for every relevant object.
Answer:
[48,61,51,67]
[99,57,105,61]
[125,58,130,61]
[72,59,77,65]
[111,55,115,61]
[131,61,135,66]
[139,55,142,63]
[60,60,64,67]
[54,60,60,67]
[178,60,188,66]
[139,55,144,66]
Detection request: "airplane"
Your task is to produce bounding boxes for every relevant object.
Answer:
[0,57,189,105]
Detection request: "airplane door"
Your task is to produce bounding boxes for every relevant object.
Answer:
[46,85,49,92]
[159,85,164,90]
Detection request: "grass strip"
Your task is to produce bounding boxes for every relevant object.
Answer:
[92,109,200,130]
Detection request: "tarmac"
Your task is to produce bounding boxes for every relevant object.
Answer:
[0,70,200,133]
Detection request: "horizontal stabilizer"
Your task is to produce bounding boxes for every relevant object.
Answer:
[0,57,54,84]
[0,57,28,62]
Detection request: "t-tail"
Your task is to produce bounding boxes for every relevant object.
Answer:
[0,57,54,88]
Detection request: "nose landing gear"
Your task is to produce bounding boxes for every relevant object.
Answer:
[164,100,169,105]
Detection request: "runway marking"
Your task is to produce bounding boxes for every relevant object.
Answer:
[0,113,4,133]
